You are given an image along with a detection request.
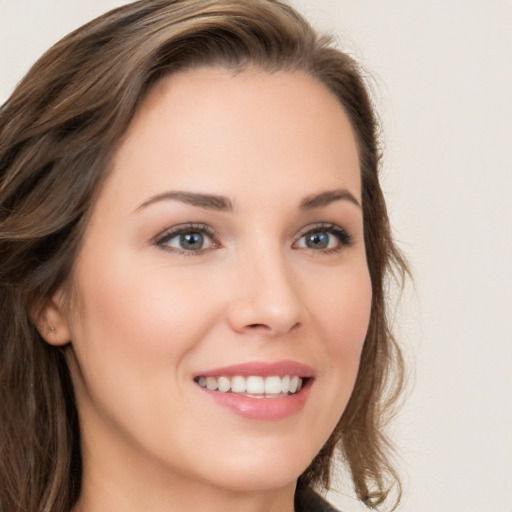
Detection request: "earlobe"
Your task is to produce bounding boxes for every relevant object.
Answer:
[33,293,72,346]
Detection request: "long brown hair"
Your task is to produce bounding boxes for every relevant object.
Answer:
[0,1,407,510]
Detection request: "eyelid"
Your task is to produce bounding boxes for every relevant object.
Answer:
[154,223,219,254]
[152,221,352,255]
[293,222,353,251]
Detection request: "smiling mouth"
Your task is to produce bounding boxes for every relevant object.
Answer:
[194,375,308,398]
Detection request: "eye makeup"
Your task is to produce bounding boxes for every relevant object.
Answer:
[152,220,353,257]
[154,223,220,255]
[293,222,353,254]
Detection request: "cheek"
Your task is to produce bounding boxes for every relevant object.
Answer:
[68,254,222,392]
[66,255,227,462]
[317,264,372,355]
[309,262,372,404]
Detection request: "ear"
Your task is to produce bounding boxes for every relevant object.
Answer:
[32,291,72,346]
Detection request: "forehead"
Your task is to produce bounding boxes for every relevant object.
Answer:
[104,66,361,211]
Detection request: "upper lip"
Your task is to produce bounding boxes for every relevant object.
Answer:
[193,360,315,378]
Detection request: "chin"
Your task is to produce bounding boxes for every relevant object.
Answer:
[205,466,302,494]
[187,441,315,494]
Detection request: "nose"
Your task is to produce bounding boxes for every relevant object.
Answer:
[226,250,304,338]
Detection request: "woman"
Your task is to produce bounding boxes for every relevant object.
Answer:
[0,1,407,511]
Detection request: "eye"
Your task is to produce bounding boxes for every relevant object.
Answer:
[294,224,352,252]
[155,224,218,254]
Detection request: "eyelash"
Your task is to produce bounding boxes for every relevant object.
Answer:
[293,223,353,254]
[155,223,219,255]
[154,222,353,255]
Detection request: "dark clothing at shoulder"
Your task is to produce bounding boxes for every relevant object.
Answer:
[295,485,341,512]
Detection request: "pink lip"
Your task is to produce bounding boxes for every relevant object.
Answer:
[193,360,315,378]
[193,360,314,421]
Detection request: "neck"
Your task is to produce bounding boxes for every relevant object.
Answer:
[74,470,296,512]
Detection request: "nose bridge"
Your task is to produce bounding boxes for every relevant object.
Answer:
[227,239,303,337]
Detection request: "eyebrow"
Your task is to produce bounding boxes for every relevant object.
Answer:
[299,188,361,210]
[136,191,234,212]
[135,187,360,213]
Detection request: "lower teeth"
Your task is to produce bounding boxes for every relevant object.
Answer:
[235,392,290,399]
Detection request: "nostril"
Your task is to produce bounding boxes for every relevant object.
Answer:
[244,321,301,336]
[247,323,267,329]
[245,323,274,334]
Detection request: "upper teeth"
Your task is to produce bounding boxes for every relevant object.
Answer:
[196,375,303,396]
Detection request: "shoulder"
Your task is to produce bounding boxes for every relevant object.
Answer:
[294,485,341,512]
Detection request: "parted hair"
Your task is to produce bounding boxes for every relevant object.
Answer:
[0,1,407,511]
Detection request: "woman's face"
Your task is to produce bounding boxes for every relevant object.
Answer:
[59,68,372,495]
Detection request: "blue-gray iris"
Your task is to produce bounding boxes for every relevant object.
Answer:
[306,232,329,249]
[181,232,204,250]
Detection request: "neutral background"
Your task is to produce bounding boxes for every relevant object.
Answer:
[1,1,510,511]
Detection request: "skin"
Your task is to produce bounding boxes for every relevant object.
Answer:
[42,67,372,512]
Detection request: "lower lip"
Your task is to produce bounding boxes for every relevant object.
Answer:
[197,379,312,421]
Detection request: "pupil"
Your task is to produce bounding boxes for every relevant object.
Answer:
[307,232,329,249]
[180,232,204,250]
